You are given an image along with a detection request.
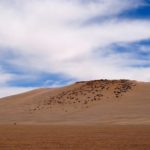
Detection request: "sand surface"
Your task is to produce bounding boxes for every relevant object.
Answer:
[0,80,150,149]
[0,125,150,150]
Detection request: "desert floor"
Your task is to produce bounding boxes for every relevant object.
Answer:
[0,125,150,150]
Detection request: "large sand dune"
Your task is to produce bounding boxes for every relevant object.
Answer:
[0,80,150,125]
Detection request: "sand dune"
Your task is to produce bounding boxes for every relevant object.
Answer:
[0,79,150,125]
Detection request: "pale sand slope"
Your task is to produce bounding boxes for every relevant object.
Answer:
[0,80,150,125]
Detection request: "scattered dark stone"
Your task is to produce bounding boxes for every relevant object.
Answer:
[32,80,136,111]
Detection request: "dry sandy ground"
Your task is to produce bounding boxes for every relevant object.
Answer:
[0,125,150,150]
[0,80,150,149]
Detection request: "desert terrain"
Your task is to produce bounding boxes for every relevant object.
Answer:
[0,79,150,149]
[0,125,150,150]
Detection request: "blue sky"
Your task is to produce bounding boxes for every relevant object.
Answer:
[0,0,150,97]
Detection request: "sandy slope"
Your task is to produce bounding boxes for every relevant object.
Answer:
[0,80,150,125]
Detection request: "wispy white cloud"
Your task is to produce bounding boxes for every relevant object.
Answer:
[0,86,34,98]
[0,69,35,98]
[0,71,13,85]
[0,0,150,97]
